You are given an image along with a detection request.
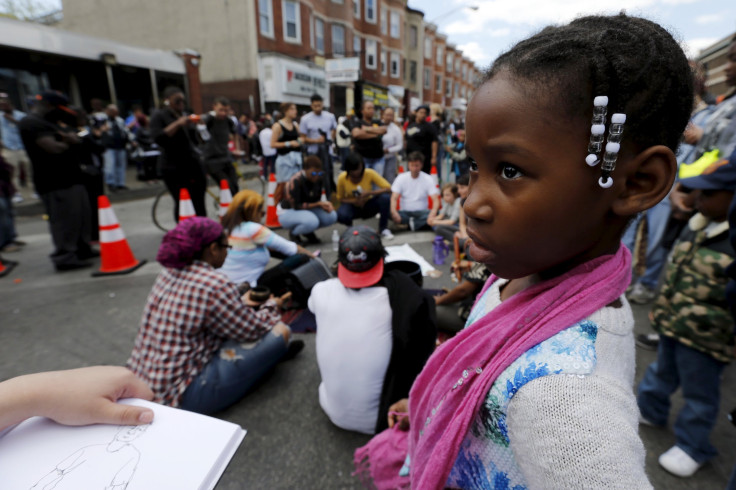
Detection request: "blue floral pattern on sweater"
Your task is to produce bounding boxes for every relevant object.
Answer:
[446,286,599,489]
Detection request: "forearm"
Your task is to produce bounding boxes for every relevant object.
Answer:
[431,141,438,160]
[0,373,44,430]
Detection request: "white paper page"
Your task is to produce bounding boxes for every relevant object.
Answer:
[385,243,436,276]
[0,398,245,490]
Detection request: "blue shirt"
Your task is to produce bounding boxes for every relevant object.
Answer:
[299,111,336,154]
[0,110,26,151]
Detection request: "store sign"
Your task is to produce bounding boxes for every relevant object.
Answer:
[362,83,389,108]
[325,57,360,83]
[284,68,327,97]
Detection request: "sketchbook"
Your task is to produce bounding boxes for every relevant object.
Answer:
[0,398,246,490]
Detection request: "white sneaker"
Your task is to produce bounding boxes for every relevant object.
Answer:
[659,446,702,477]
[627,282,657,304]
[638,413,658,427]
[380,229,394,240]
[11,194,23,204]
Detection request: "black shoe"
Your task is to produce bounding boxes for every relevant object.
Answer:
[304,232,322,245]
[55,261,92,272]
[288,232,305,245]
[77,249,101,260]
[635,333,660,350]
[280,339,305,362]
[116,185,130,191]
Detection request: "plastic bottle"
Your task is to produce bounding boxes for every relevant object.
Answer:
[409,217,415,231]
[332,229,340,252]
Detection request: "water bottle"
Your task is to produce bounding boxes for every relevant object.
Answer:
[409,217,415,231]
[433,236,449,265]
[332,229,340,252]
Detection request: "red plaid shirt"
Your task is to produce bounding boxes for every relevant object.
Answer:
[127,261,281,407]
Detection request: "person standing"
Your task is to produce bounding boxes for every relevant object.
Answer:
[381,107,403,183]
[258,123,277,180]
[0,93,31,203]
[150,87,207,221]
[271,102,303,202]
[299,94,337,195]
[351,101,387,176]
[405,105,438,174]
[18,91,96,271]
[335,115,352,167]
[101,104,133,191]
[201,97,238,195]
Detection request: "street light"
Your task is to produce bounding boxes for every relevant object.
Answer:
[428,5,479,25]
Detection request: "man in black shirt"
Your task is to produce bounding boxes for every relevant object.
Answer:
[18,91,96,271]
[201,97,238,195]
[405,105,438,174]
[351,100,387,177]
[150,87,207,221]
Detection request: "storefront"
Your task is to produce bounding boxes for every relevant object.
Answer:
[258,54,329,116]
[357,81,389,113]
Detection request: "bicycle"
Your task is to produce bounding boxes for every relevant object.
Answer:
[151,159,266,232]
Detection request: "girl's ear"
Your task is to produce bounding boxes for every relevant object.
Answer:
[611,145,677,217]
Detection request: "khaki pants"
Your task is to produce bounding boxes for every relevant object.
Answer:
[1,148,31,192]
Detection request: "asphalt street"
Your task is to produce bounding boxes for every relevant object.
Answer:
[1,188,734,489]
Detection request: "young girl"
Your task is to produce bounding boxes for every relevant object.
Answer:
[354,14,693,489]
[429,183,461,241]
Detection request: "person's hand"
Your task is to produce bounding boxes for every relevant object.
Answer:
[17,367,154,427]
[320,201,334,213]
[242,290,262,307]
[431,156,437,166]
[315,135,326,144]
[427,215,436,226]
[57,131,80,145]
[272,291,292,309]
[683,124,703,145]
[388,398,410,430]
[670,183,695,219]
[178,115,191,127]
[355,194,370,208]
[391,210,402,223]
[434,292,448,306]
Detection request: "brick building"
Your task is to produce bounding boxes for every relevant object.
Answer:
[697,32,735,99]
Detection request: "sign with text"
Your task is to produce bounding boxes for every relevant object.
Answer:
[325,57,360,83]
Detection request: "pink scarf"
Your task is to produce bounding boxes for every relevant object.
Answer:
[354,245,631,489]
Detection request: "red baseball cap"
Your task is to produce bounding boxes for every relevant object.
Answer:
[337,226,386,288]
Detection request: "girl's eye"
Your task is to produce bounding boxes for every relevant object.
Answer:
[500,163,523,180]
[468,158,478,172]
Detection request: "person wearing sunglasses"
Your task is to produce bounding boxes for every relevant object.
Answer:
[277,155,337,245]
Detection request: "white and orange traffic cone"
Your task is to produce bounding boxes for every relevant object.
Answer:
[0,255,18,278]
[219,180,233,218]
[265,173,281,228]
[93,196,146,277]
[178,188,196,222]
[320,189,328,202]
[429,163,439,208]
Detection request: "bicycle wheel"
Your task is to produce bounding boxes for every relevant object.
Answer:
[152,188,177,232]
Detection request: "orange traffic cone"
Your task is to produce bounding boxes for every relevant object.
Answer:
[396,163,403,210]
[320,189,328,202]
[93,196,147,277]
[265,173,281,228]
[429,163,439,208]
[219,180,233,218]
[0,256,18,278]
[179,188,196,222]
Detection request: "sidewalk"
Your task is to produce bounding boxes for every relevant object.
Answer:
[13,160,262,217]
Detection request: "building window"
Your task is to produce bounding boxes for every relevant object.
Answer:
[446,53,452,72]
[462,64,467,79]
[353,0,360,19]
[402,58,406,80]
[446,79,452,97]
[390,52,400,78]
[435,74,442,93]
[455,59,461,73]
[331,24,345,56]
[380,50,387,75]
[409,60,417,84]
[424,37,432,59]
[315,18,324,53]
[424,68,431,89]
[436,45,443,66]
[282,0,301,42]
[389,11,400,39]
[380,6,387,35]
[353,34,361,55]
[258,0,274,37]
[455,83,460,98]
[365,0,376,23]
[409,26,418,49]
[366,39,377,69]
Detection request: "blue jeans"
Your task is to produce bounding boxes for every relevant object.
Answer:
[337,193,391,232]
[363,156,385,178]
[637,336,726,463]
[0,196,17,248]
[104,148,127,187]
[622,197,671,289]
[398,210,430,230]
[275,151,302,183]
[179,332,288,414]
[278,207,337,235]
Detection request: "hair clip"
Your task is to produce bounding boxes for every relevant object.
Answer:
[586,96,608,167]
[598,113,626,189]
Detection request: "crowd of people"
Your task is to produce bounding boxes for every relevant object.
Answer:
[2,13,736,489]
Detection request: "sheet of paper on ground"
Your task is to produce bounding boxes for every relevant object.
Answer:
[385,243,436,276]
[0,398,245,490]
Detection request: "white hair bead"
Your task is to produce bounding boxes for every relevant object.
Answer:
[605,142,621,153]
[586,154,599,166]
[598,176,613,188]
[594,96,609,106]
[611,113,627,124]
[591,124,605,135]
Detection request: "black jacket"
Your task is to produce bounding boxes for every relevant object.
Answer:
[375,269,437,433]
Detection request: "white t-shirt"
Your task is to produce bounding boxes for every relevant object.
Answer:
[391,171,438,211]
[259,127,276,157]
[309,278,393,434]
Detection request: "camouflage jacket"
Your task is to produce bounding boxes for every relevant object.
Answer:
[652,214,735,362]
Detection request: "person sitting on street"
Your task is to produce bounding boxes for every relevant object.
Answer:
[278,155,338,245]
[428,183,461,239]
[127,217,303,415]
[434,260,491,335]
[336,152,393,239]
[219,190,314,288]
[309,226,436,434]
[390,151,440,231]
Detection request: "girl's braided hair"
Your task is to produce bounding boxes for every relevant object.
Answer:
[484,13,694,153]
